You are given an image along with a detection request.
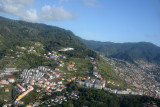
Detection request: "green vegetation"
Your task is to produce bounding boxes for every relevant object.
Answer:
[65,58,93,71]
[98,59,129,89]
[0,16,129,87]
[81,38,160,64]
[0,99,5,107]
[21,89,39,104]
[0,84,17,103]
[0,16,98,70]
[1,16,158,107]
[49,82,160,107]
[0,16,97,59]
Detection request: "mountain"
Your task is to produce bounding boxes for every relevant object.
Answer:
[81,39,160,64]
[0,16,160,107]
[0,16,97,60]
[0,16,125,84]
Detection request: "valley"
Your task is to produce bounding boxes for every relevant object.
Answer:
[101,55,160,98]
[0,16,159,107]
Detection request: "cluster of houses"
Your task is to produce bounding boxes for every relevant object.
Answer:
[110,58,160,98]
[107,81,120,87]
[28,46,36,53]
[93,71,102,78]
[104,88,143,95]
[88,57,145,96]
[0,78,16,92]
[39,91,79,106]
[77,77,106,89]
[89,57,96,63]
[44,50,66,60]
[44,50,66,67]
[69,91,79,100]
[2,53,158,107]
[21,69,44,81]
[67,62,77,71]
[0,78,16,93]
[33,95,67,106]
[0,80,9,85]
[76,75,143,96]
[89,57,103,79]
[58,60,65,67]
[20,66,65,91]
[34,79,65,92]
[12,66,67,105]
[16,51,24,57]
[50,96,67,104]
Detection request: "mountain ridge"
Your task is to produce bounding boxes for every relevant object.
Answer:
[0,16,98,60]
[80,38,160,64]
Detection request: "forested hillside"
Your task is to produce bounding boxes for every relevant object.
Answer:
[0,16,97,59]
[81,39,160,63]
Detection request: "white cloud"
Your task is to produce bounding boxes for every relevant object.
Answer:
[23,9,39,22]
[0,0,39,22]
[41,5,75,21]
[0,0,75,22]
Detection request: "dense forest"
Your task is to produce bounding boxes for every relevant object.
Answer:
[81,38,160,64]
[42,82,160,107]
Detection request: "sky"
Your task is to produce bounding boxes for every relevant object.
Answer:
[0,0,160,46]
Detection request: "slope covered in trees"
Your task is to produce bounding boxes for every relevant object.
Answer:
[81,39,160,64]
[0,16,97,60]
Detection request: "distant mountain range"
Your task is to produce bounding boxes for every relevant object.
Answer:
[1,16,160,64]
[81,39,160,64]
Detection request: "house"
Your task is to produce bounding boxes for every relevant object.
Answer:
[30,79,35,85]
[38,96,43,99]
[17,84,26,92]
[5,88,9,92]
[34,102,40,106]
[57,81,62,85]
[78,77,106,90]
[0,80,9,85]
[8,78,15,83]
[46,92,52,96]
[0,85,4,88]
[55,68,60,71]
[66,79,72,82]
[117,90,130,94]
[56,88,63,92]
[94,80,103,89]
[93,71,98,76]
[36,89,40,92]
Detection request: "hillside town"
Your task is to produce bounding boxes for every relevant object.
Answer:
[0,53,148,107]
[0,47,159,107]
[102,55,160,99]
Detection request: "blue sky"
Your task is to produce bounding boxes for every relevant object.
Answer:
[0,0,160,46]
